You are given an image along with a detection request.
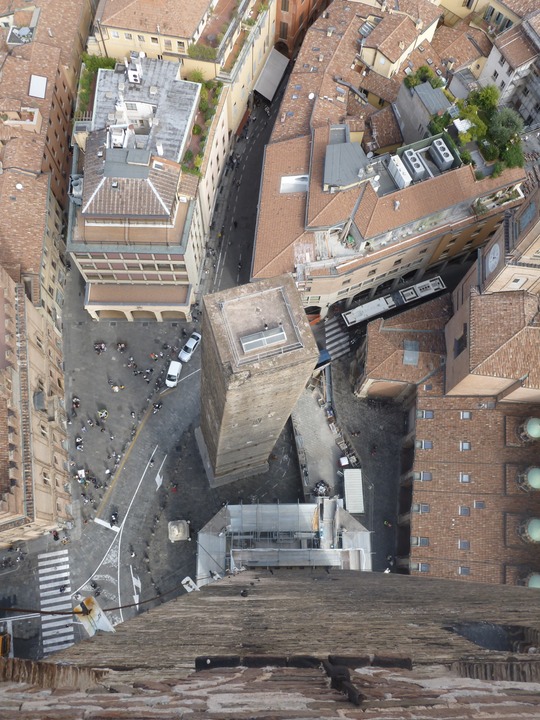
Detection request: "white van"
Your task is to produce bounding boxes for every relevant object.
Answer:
[165,360,182,388]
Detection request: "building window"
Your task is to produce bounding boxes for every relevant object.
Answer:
[412,503,430,514]
[418,563,430,572]
[492,70,499,81]
[164,39,172,50]
[459,505,470,516]
[414,471,433,481]
[500,80,506,90]
[411,536,430,546]
[177,41,185,51]
[416,440,433,449]
[151,36,159,44]
[281,0,289,10]
[458,540,470,550]
[498,56,505,67]
[125,32,132,40]
[111,30,120,38]
[459,472,471,483]
[474,500,485,509]
[460,411,472,420]
[417,410,434,419]
[458,566,470,575]
[460,441,471,451]
[368,269,376,276]
[138,34,145,42]
[279,21,288,39]
[454,323,467,357]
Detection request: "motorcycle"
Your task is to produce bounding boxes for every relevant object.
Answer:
[153,402,163,414]
[110,511,119,527]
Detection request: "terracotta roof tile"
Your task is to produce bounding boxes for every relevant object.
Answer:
[468,290,540,382]
[363,105,403,151]
[82,130,181,217]
[363,15,420,63]
[364,295,451,383]
[495,24,538,69]
[355,165,526,240]
[355,64,402,102]
[499,0,540,19]
[252,136,311,278]
[99,0,209,40]
[430,22,492,69]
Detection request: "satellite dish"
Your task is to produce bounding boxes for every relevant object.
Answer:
[373,175,380,182]
[367,152,374,158]
[308,92,315,100]
[15,183,23,190]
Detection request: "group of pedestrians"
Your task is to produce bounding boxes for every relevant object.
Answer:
[69,335,184,525]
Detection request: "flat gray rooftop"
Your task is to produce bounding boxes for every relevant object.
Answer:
[220,286,304,364]
[92,57,199,162]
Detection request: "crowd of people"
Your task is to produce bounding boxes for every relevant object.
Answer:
[68,336,185,524]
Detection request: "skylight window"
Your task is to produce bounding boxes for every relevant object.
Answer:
[280,175,309,194]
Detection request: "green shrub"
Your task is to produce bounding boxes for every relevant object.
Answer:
[474,170,484,180]
[194,154,203,169]
[460,149,472,165]
[204,107,214,122]
[183,150,193,163]
[81,53,116,73]
[187,69,205,84]
[187,44,217,61]
[192,124,202,136]
[492,161,506,178]
[479,140,499,162]
[199,98,209,113]
[501,142,525,168]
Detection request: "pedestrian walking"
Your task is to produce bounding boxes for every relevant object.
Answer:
[233,220,238,229]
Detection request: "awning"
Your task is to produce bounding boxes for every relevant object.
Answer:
[254,49,289,102]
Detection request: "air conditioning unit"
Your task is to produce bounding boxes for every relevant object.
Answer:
[429,138,453,171]
[387,154,412,189]
[402,148,426,181]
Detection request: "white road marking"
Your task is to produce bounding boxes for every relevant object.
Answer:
[37,549,75,656]
[94,517,120,532]
[154,454,167,490]
[38,549,69,560]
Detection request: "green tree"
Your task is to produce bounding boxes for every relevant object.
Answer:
[458,103,487,143]
[469,84,499,116]
[501,142,525,168]
[488,107,523,149]
[81,53,116,73]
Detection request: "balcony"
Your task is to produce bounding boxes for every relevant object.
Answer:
[474,186,524,216]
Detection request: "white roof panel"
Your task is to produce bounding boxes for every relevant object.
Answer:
[29,74,47,99]
[254,49,289,101]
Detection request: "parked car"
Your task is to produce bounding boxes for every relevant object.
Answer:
[178,331,201,363]
[165,360,182,388]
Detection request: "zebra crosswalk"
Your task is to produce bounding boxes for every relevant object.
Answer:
[37,548,75,656]
[324,316,352,361]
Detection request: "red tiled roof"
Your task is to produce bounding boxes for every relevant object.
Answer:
[99,0,209,40]
[252,136,312,278]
